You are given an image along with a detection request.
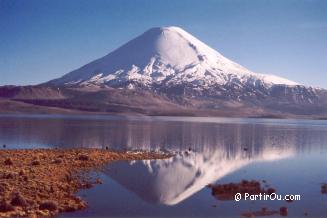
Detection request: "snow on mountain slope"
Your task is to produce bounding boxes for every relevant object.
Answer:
[48,26,299,89]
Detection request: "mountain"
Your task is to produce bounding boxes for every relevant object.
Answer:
[48,26,298,89]
[1,26,327,117]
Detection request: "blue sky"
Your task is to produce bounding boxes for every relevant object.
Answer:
[1,0,327,88]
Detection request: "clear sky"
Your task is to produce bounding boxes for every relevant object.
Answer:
[1,0,326,88]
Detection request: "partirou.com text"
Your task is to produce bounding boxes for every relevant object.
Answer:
[234,193,301,202]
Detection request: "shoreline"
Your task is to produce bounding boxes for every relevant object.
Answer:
[0,148,172,217]
[1,112,327,123]
[1,99,327,120]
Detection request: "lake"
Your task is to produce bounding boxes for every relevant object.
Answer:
[1,114,327,217]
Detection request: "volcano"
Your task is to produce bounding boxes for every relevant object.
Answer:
[48,26,298,89]
[1,26,327,118]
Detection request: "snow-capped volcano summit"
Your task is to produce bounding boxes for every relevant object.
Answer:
[49,26,298,88]
[31,26,327,117]
[2,27,326,117]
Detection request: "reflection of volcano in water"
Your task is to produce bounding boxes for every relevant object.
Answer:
[104,144,296,206]
[2,116,327,152]
[99,120,327,206]
[2,116,327,209]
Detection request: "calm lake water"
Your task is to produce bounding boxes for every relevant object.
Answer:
[1,114,327,217]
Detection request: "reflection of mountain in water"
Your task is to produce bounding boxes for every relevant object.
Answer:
[1,116,327,205]
[1,116,327,152]
[104,143,297,206]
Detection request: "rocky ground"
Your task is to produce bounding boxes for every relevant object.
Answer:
[0,148,171,217]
